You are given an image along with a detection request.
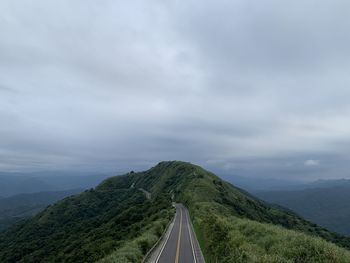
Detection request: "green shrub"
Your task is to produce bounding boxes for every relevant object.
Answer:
[198,214,350,263]
[98,217,170,263]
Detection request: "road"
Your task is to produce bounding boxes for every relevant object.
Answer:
[139,188,151,199]
[154,204,204,263]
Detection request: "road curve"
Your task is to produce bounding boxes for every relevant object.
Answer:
[155,204,203,263]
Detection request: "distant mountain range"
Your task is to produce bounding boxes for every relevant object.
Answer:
[222,173,350,192]
[256,183,350,236]
[0,189,83,231]
[0,172,111,197]
[220,174,306,191]
[305,178,350,189]
[226,174,350,236]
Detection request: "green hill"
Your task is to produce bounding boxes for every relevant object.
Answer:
[0,183,172,262]
[1,161,350,262]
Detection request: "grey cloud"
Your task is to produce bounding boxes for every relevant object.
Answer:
[304,160,320,166]
[0,84,16,93]
[0,0,350,180]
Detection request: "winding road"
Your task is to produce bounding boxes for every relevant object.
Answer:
[154,204,205,263]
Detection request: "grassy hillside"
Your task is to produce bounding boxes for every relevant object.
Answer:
[256,186,350,236]
[95,161,350,262]
[1,161,350,263]
[200,214,350,262]
[0,180,173,263]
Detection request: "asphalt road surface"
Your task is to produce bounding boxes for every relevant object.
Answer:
[155,204,199,263]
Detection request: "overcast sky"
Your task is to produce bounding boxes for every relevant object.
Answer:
[1,0,350,180]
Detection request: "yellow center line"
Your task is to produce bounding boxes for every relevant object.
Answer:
[175,208,183,263]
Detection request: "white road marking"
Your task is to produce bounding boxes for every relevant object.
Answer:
[175,209,183,263]
[155,209,178,263]
[186,209,197,263]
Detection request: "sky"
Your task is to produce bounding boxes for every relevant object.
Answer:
[1,0,350,180]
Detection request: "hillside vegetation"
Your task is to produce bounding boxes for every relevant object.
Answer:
[144,162,350,262]
[201,215,350,262]
[0,184,172,262]
[1,161,350,262]
[95,161,350,262]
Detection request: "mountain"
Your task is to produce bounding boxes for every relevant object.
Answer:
[32,171,113,191]
[0,172,110,197]
[0,173,56,197]
[0,189,83,232]
[1,161,350,262]
[222,174,350,192]
[256,185,350,236]
[0,173,172,263]
[220,173,307,192]
[307,178,350,189]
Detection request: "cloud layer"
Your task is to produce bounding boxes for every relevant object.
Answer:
[1,0,350,179]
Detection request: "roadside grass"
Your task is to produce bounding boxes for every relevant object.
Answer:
[98,210,173,263]
[193,207,350,263]
[141,162,350,263]
[173,163,350,263]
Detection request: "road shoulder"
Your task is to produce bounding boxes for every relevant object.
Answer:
[145,210,176,263]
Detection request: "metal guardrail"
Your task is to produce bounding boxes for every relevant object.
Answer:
[187,209,206,263]
[141,210,176,263]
